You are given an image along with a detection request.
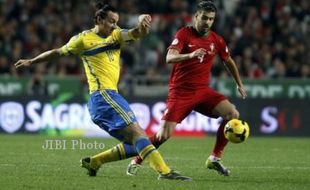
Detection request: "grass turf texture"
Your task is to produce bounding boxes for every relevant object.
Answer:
[0,135,309,190]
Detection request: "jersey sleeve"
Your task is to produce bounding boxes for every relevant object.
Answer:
[60,33,84,56]
[168,28,187,52]
[217,36,230,61]
[112,28,136,45]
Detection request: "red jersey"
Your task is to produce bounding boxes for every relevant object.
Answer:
[168,26,230,90]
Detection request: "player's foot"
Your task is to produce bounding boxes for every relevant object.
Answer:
[206,157,230,176]
[80,157,98,177]
[126,159,141,176]
[158,170,192,181]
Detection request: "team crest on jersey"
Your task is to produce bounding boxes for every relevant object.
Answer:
[171,38,179,45]
[207,43,215,55]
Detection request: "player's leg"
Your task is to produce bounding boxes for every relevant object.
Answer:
[80,90,135,176]
[82,90,191,180]
[195,88,239,176]
[210,99,239,157]
[127,121,177,175]
[118,122,191,181]
[127,90,194,175]
[86,122,191,180]
[205,99,239,176]
[83,122,170,176]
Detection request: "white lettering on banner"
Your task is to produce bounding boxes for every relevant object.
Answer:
[83,105,95,129]
[0,83,22,95]
[25,101,96,131]
[177,112,221,133]
[151,102,166,133]
[130,103,150,130]
[26,101,41,131]
[1,100,275,135]
[0,102,24,133]
[288,85,310,98]
[55,104,68,130]
[69,103,84,129]
[195,113,209,131]
[260,106,278,133]
[177,112,196,131]
[41,104,54,129]
[247,85,283,98]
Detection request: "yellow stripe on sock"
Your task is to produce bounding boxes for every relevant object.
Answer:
[139,145,156,159]
[116,144,126,159]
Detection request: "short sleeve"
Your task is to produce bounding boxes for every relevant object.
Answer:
[168,28,187,52]
[60,34,84,56]
[217,36,230,61]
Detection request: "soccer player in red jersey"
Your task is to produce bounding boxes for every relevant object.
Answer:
[127,0,247,176]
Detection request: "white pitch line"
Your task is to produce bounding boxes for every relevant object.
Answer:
[1,164,309,170]
[0,164,16,167]
[229,166,310,170]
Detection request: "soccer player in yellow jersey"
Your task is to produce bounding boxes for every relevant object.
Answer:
[15,2,191,181]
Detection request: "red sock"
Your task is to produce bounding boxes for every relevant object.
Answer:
[212,120,229,158]
[133,134,165,164]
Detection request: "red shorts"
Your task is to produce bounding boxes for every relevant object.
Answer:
[162,88,227,123]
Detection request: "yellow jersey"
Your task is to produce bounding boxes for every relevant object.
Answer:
[60,28,135,93]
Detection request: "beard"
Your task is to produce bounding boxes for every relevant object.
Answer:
[197,26,210,36]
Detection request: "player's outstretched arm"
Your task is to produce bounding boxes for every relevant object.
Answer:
[15,48,62,69]
[224,56,247,99]
[129,14,152,39]
[166,48,206,64]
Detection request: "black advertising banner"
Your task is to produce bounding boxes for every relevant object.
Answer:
[232,99,310,136]
[0,96,309,136]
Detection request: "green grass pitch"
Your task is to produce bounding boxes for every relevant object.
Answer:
[0,135,309,190]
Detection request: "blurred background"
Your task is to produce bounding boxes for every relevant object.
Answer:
[0,0,309,137]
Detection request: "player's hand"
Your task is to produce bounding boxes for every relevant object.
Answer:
[14,59,33,69]
[189,48,206,59]
[189,48,206,63]
[237,85,247,99]
[138,14,152,29]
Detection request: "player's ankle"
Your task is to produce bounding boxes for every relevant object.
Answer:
[209,155,221,162]
[133,156,143,165]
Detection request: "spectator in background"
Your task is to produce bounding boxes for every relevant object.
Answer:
[0,0,309,83]
[27,71,48,96]
[0,55,11,76]
[301,64,310,78]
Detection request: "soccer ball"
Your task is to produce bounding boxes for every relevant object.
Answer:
[224,119,250,143]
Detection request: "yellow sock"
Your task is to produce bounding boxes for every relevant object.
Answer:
[91,144,125,169]
[140,145,171,174]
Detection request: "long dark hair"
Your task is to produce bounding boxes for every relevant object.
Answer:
[94,1,116,24]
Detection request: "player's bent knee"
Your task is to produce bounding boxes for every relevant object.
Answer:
[127,123,147,141]
[224,109,239,120]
